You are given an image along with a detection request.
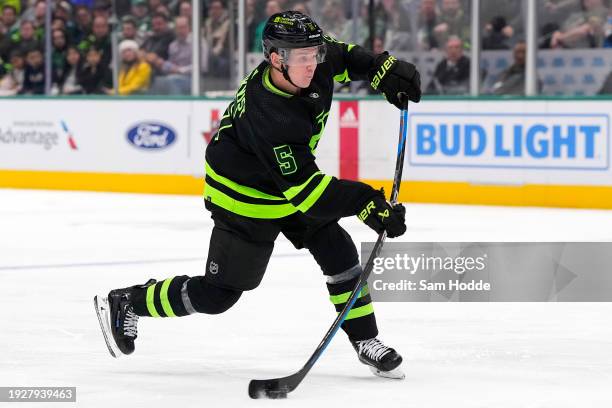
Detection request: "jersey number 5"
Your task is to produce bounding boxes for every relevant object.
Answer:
[273,145,298,175]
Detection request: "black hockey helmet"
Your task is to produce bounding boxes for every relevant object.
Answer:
[262,11,326,65]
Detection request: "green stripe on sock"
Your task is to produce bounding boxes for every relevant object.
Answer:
[159,278,176,317]
[146,284,160,317]
[344,303,374,320]
[329,285,369,305]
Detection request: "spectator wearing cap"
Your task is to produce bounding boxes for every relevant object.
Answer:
[116,39,151,95]
[19,47,44,94]
[142,12,175,69]
[0,0,20,15]
[426,35,470,95]
[119,16,145,45]
[131,0,151,33]
[0,48,25,95]
[77,46,112,93]
[148,15,208,94]
[79,15,112,68]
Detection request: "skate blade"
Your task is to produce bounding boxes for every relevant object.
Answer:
[93,295,121,359]
[369,366,405,380]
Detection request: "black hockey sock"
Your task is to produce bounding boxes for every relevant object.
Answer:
[131,276,242,317]
[327,278,378,342]
[131,276,191,317]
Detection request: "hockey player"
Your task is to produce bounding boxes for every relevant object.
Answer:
[95,11,421,379]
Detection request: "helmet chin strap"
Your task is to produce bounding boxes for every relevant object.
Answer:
[272,63,301,89]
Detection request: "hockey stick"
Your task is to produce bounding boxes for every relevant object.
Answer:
[248,97,410,399]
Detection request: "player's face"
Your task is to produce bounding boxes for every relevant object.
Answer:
[286,47,320,88]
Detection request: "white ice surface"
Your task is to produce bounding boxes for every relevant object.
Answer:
[0,189,611,408]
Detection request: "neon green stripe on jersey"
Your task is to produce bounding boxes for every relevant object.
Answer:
[295,175,332,212]
[333,68,350,84]
[344,303,374,320]
[282,171,322,200]
[205,161,285,201]
[205,184,298,219]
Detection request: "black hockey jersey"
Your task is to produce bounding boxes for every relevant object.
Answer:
[204,36,380,220]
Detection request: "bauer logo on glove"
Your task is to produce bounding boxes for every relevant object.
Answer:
[370,55,398,91]
[358,192,407,238]
[368,52,422,108]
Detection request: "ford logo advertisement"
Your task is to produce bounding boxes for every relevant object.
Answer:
[127,122,176,150]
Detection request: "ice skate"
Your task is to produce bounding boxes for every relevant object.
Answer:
[94,279,156,358]
[352,337,405,379]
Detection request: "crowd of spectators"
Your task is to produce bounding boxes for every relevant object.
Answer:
[0,0,610,96]
[0,0,220,95]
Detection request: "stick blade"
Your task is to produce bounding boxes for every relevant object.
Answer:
[248,372,302,399]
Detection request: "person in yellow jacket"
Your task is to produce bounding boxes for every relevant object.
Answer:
[116,39,151,95]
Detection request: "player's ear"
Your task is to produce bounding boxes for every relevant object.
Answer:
[270,52,282,70]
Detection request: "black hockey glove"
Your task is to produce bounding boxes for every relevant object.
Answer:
[357,190,406,238]
[369,52,421,108]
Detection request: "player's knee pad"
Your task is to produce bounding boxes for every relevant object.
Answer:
[305,222,359,277]
[204,226,275,291]
[184,277,242,315]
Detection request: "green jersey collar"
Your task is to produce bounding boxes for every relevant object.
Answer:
[262,65,294,98]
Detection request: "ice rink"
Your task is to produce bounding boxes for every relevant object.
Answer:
[1,188,611,408]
